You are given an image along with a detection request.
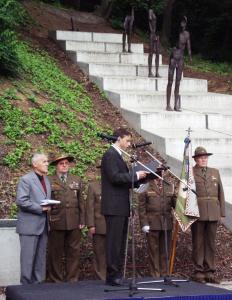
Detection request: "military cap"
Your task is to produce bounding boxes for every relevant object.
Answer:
[192,146,213,158]
[50,154,75,166]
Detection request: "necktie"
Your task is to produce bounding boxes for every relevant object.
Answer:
[61,175,66,183]
[41,176,47,195]
[202,167,207,178]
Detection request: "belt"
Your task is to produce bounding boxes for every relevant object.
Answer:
[198,196,218,201]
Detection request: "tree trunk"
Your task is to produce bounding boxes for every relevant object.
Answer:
[161,0,176,47]
[95,0,113,19]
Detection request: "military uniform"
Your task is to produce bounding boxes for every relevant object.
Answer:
[192,165,225,281]
[47,174,84,282]
[86,181,106,281]
[138,180,175,277]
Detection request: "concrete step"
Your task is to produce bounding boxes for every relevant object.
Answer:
[121,108,206,132]
[53,30,123,43]
[224,187,232,206]
[140,128,232,162]
[209,154,232,168]
[223,199,232,231]
[207,114,232,134]
[220,171,232,186]
[59,40,144,53]
[68,51,119,63]
[78,62,168,77]
[105,91,232,110]
[68,51,162,65]
[91,76,208,92]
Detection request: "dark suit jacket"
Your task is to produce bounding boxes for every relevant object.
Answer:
[101,146,138,217]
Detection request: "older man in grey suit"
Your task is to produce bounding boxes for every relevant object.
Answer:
[16,153,51,284]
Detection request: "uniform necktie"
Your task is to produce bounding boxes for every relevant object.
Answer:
[202,167,207,178]
[61,175,66,183]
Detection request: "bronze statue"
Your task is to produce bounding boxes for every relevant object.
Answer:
[166,16,192,111]
[122,7,134,53]
[148,8,160,77]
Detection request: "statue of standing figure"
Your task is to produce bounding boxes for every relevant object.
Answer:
[122,7,134,53]
[166,16,192,111]
[148,8,160,77]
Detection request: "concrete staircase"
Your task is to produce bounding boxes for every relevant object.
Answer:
[51,30,232,230]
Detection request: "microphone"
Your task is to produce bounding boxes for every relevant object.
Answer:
[97,132,118,142]
[132,141,152,149]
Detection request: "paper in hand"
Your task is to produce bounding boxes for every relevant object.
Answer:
[41,199,61,206]
[134,161,160,181]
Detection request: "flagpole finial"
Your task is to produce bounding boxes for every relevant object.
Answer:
[186,127,193,137]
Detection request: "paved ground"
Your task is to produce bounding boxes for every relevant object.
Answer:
[210,281,232,291]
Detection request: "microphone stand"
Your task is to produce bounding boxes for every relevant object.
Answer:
[104,148,165,295]
[145,151,197,196]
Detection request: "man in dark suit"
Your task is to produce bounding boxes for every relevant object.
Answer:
[16,153,51,284]
[47,155,85,283]
[101,128,147,286]
[192,146,225,284]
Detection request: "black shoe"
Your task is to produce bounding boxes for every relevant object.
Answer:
[205,277,220,284]
[106,278,122,286]
[192,276,206,284]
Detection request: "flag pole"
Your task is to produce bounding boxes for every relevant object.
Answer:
[169,127,193,275]
[169,220,179,275]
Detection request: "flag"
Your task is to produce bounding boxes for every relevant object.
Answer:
[173,136,199,232]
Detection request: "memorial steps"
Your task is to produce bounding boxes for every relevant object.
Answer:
[51,30,232,230]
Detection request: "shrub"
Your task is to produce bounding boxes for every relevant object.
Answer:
[0,0,27,76]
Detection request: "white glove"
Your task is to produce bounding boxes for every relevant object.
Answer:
[142,225,150,233]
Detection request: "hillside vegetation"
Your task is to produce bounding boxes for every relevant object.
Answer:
[0,1,110,217]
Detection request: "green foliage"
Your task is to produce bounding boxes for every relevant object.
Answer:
[9,202,18,219]
[0,30,21,75]
[110,0,166,34]
[0,0,26,30]
[0,0,27,75]
[172,0,232,62]
[0,40,108,176]
[3,140,31,168]
[186,55,232,76]
[110,18,123,30]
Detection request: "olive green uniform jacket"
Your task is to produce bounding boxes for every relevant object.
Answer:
[191,165,225,278]
[138,180,176,277]
[86,181,106,281]
[193,166,225,221]
[47,174,84,283]
[86,181,106,235]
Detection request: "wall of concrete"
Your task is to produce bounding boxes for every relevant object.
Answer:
[0,220,20,286]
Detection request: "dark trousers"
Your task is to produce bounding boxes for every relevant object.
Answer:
[105,215,128,281]
[191,220,218,277]
[47,228,81,282]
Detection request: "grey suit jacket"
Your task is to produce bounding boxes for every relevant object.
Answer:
[16,171,51,235]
